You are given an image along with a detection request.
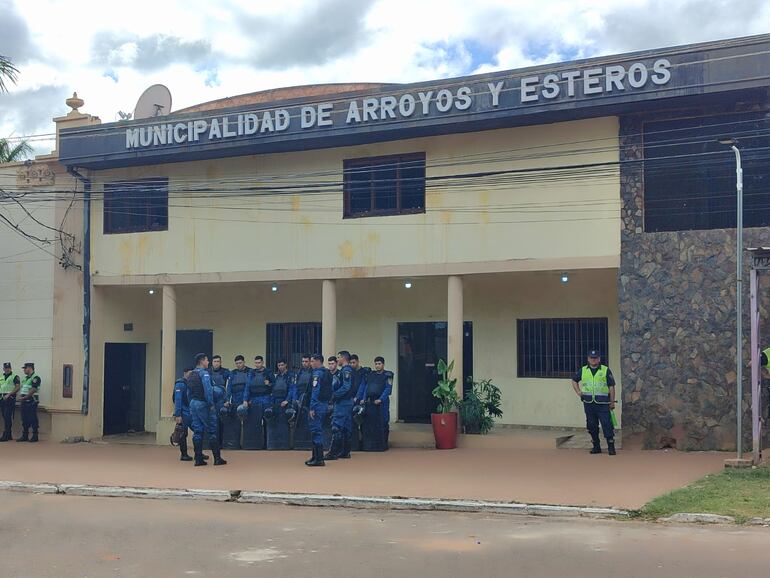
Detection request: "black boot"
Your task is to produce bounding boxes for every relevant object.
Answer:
[339,437,351,459]
[179,438,193,461]
[306,443,325,467]
[304,445,316,466]
[590,435,601,454]
[0,431,10,442]
[211,440,227,466]
[16,430,28,442]
[193,439,207,466]
[607,441,616,456]
[324,434,341,461]
[29,431,38,443]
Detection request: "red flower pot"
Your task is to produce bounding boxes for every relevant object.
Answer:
[431,412,458,449]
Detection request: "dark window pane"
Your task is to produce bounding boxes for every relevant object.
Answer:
[517,318,609,379]
[643,112,770,232]
[265,322,322,371]
[104,178,169,234]
[343,153,426,217]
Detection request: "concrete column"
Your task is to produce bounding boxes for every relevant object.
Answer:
[322,280,337,359]
[447,275,464,400]
[160,285,177,417]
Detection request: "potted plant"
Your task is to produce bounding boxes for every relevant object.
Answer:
[431,358,459,449]
[459,378,503,434]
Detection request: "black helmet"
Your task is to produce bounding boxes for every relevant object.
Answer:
[170,422,186,446]
[263,405,276,422]
[285,405,297,424]
[219,405,230,418]
[352,404,366,425]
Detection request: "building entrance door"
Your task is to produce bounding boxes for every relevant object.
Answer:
[103,343,146,435]
[397,322,473,423]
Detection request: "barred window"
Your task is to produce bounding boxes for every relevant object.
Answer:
[103,178,168,234]
[517,318,609,379]
[343,153,426,218]
[266,322,321,371]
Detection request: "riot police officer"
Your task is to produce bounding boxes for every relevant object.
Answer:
[242,355,274,410]
[0,362,20,442]
[264,359,295,450]
[326,350,354,460]
[290,354,314,450]
[226,355,250,409]
[357,356,393,450]
[17,362,41,443]
[173,367,195,461]
[349,354,369,451]
[188,353,227,466]
[571,350,617,455]
[305,354,332,467]
[222,355,251,449]
[208,355,230,442]
[293,355,313,407]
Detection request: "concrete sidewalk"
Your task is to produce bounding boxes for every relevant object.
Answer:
[0,442,726,510]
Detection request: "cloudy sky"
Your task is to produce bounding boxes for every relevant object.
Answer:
[1,0,769,154]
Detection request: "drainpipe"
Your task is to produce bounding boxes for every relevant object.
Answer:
[67,167,91,415]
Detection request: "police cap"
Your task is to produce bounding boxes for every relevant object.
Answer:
[23,362,34,369]
[2,362,10,369]
[587,350,600,358]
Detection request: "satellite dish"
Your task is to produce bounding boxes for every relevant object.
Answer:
[133,84,172,120]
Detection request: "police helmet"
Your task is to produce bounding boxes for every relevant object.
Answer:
[219,405,230,418]
[352,404,366,425]
[236,403,248,420]
[263,405,276,422]
[285,405,297,424]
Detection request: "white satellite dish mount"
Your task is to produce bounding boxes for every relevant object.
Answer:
[133,84,172,120]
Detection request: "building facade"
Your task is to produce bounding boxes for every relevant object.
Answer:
[3,35,769,449]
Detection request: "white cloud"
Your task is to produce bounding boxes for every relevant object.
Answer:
[1,0,770,152]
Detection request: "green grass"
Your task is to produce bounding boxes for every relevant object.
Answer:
[639,467,770,523]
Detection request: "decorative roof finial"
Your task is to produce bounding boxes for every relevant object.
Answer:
[66,92,84,113]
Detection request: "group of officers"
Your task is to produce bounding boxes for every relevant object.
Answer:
[1,362,41,443]
[172,351,393,467]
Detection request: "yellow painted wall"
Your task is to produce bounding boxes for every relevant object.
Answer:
[89,117,620,277]
[92,269,619,435]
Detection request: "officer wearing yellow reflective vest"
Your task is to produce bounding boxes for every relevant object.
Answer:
[571,350,617,455]
[18,362,41,443]
[1,362,21,442]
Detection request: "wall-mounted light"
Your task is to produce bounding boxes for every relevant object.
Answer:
[560,273,569,284]
[271,283,278,293]
[148,289,155,295]
[404,280,413,289]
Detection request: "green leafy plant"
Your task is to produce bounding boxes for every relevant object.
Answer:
[431,358,459,414]
[459,378,503,434]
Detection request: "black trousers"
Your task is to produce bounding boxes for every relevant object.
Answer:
[1,395,15,433]
[20,399,38,432]
[583,402,613,442]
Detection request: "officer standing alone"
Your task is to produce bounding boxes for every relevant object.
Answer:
[571,350,617,455]
[0,363,20,442]
[18,362,41,442]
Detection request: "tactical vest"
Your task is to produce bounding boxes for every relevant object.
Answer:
[210,368,228,389]
[579,365,610,403]
[187,370,206,402]
[249,369,272,397]
[229,369,249,399]
[273,372,290,399]
[0,372,17,395]
[295,369,312,403]
[20,373,39,399]
[366,371,392,399]
[313,369,332,403]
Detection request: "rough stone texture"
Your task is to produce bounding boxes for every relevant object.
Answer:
[661,513,736,524]
[619,101,770,451]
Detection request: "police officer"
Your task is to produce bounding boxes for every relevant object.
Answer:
[208,355,230,442]
[293,355,313,407]
[242,355,274,412]
[188,353,227,466]
[226,355,250,410]
[173,367,195,461]
[0,362,20,442]
[326,350,354,460]
[358,356,393,449]
[305,354,332,467]
[272,359,295,410]
[571,350,617,455]
[17,362,41,443]
[350,354,369,451]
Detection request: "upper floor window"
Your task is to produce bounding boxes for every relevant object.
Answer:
[643,112,770,232]
[343,153,426,218]
[103,178,169,234]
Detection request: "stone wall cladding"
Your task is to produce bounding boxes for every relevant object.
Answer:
[619,98,770,451]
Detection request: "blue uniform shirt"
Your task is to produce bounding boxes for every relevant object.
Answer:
[333,364,354,401]
[195,367,214,407]
[173,378,189,417]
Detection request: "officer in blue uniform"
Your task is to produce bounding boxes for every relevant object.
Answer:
[242,355,274,414]
[0,362,21,442]
[305,354,332,467]
[350,354,369,451]
[571,350,617,455]
[290,354,314,450]
[357,356,393,449]
[326,350,354,460]
[222,355,251,449]
[173,367,196,461]
[264,359,294,449]
[208,355,230,442]
[271,359,295,411]
[188,353,227,466]
[292,355,313,407]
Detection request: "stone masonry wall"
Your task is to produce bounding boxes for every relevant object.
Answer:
[619,100,770,451]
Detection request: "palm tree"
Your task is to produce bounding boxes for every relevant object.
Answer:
[0,54,18,93]
[0,138,32,163]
